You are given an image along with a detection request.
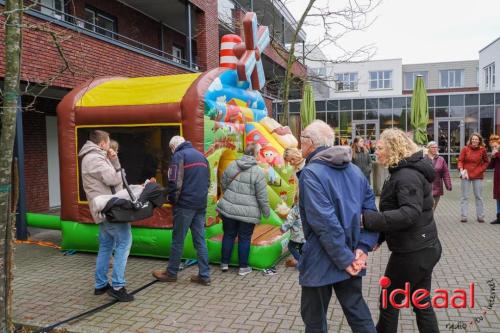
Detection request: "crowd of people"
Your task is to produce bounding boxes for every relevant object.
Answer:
[78,123,498,332]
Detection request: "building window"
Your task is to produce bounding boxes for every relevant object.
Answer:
[403,71,428,90]
[439,69,464,88]
[172,46,183,64]
[218,0,235,28]
[334,72,358,92]
[40,0,64,20]
[484,63,495,90]
[84,7,116,38]
[369,71,392,90]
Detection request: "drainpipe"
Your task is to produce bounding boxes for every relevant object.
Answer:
[14,96,27,240]
[186,2,193,69]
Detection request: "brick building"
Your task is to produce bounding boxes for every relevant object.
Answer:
[0,0,307,231]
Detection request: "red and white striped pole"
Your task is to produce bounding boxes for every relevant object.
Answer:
[220,34,242,69]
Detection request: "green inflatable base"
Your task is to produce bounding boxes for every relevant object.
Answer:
[59,220,289,269]
[26,213,61,230]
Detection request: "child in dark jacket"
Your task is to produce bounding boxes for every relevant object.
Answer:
[281,194,305,267]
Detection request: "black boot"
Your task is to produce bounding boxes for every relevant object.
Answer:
[491,213,500,224]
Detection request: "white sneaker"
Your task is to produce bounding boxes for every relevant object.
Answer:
[238,267,252,276]
[221,263,229,272]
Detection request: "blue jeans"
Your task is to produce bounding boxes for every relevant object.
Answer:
[221,216,255,268]
[288,240,303,261]
[95,221,132,289]
[496,200,500,214]
[167,207,210,280]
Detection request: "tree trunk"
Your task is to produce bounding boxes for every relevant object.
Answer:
[1,0,22,331]
[279,0,316,125]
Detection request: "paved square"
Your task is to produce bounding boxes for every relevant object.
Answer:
[13,175,500,332]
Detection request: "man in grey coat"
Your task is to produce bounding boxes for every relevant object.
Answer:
[217,143,270,275]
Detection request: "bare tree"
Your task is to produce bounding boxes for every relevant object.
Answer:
[0,1,85,328]
[265,0,381,125]
[1,0,22,329]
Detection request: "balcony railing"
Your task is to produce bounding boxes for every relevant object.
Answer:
[13,1,200,72]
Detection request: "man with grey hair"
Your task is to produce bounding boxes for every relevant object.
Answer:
[152,135,211,286]
[298,120,379,333]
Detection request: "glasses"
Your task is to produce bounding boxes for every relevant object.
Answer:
[300,134,312,140]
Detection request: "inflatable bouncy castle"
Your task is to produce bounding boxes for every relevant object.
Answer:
[28,13,298,269]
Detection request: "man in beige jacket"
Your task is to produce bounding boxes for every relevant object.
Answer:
[79,130,134,302]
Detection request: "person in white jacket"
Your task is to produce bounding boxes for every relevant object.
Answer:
[79,130,133,302]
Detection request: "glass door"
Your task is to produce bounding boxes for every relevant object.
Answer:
[434,118,464,169]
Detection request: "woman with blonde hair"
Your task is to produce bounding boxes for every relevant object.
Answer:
[362,128,441,333]
[488,134,500,224]
[458,133,489,223]
[351,136,372,183]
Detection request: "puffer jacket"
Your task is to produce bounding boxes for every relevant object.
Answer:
[217,155,270,224]
[363,150,439,253]
[78,140,123,223]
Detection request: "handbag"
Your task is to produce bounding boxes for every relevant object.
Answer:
[103,169,155,223]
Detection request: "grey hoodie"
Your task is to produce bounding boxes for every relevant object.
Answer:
[310,146,353,167]
[217,155,270,224]
[78,140,123,223]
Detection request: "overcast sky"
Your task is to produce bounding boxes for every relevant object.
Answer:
[286,0,500,64]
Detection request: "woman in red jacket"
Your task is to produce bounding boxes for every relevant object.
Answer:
[458,133,489,223]
[488,135,500,225]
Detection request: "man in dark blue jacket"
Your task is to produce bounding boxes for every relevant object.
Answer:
[152,136,211,286]
[298,120,379,333]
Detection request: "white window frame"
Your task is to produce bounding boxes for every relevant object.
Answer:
[439,69,464,88]
[484,63,495,90]
[41,0,64,20]
[334,72,358,92]
[369,70,392,90]
[172,46,183,64]
[403,71,428,90]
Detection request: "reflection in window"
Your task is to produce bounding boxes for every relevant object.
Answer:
[440,69,464,88]
[218,0,235,28]
[480,106,494,147]
[41,0,64,19]
[465,106,479,141]
[334,72,358,91]
[369,71,392,90]
[379,109,392,131]
[77,125,181,202]
[483,63,495,90]
[393,108,406,132]
[338,112,351,144]
[403,71,428,90]
[84,7,116,38]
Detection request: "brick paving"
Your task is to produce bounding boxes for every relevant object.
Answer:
[13,175,500,332]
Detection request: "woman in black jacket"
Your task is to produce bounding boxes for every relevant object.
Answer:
[363,128,442,333]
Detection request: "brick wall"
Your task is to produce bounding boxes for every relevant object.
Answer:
[191,0,219,70]
[22,111,49,212]
[0,1,219,88]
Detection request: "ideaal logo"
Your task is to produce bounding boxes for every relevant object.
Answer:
[379,276,475,309]
[378,276,496,330]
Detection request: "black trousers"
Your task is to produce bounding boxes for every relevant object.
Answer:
[301,276,376,333]
[377,240,442,333]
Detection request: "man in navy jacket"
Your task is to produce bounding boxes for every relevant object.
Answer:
[152,136,211,286]
[298,120,379,333]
